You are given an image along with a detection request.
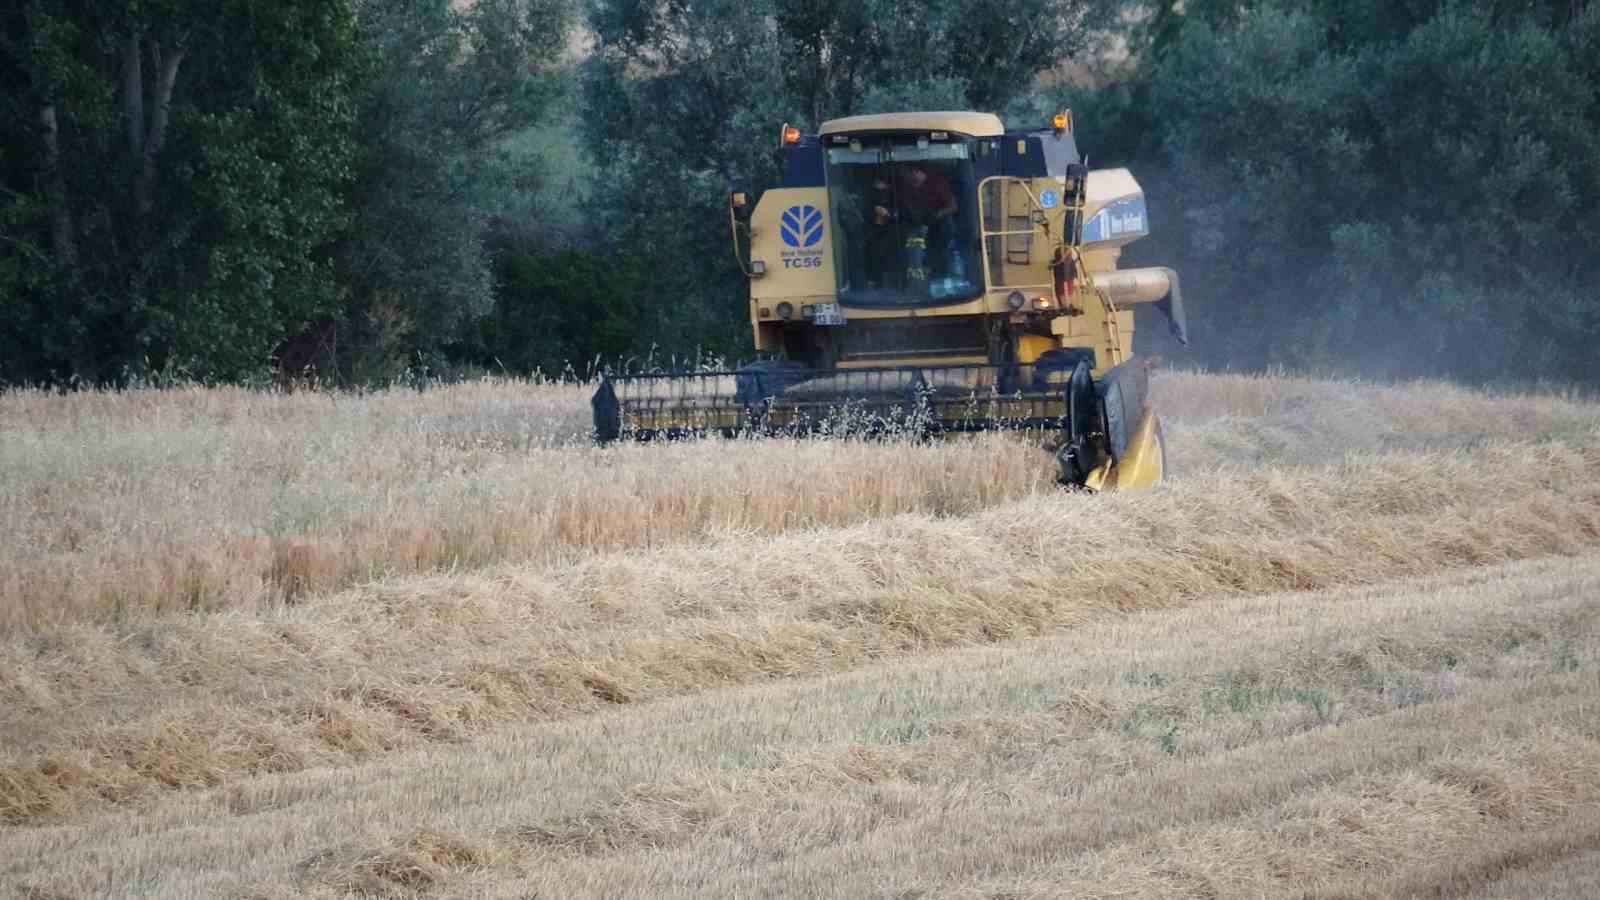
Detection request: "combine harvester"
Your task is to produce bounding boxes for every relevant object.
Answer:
[593,110,1188,489]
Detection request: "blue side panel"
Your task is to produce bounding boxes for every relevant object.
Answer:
[1001,135,1049,178]
[1082,195,1150,242]
[782,140,826,187]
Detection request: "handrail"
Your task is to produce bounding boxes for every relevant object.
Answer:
[975,175,1056,299]
[976,173,1127,366]
[728,200,754,277]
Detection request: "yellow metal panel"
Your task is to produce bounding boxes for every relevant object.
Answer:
[980,176,1057,292]
[1049,310,1096,343]
[819,111,1005,137]
[1080,247,1122,275]
[625,407,744,432]
[751,294,840,322]
[753,322,782,351]
[1084,168,1141,209]
[833,301,989,319]
[1105,411,1165,491]
[1081,168,1148,253]
[1083,460,1112,491]
[749,189,837,301]
[1052,318,1110,360]
[835,355,988,369]
[1017,334,1054,364]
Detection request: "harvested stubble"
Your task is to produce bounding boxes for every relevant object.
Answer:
[4,371,1599,627]
[2,432,1598,829]
[5,371,1600,899]
[5,555,1599,898]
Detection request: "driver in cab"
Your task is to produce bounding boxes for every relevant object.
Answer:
[888,165,958,277]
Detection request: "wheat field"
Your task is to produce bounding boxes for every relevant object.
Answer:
[3,371,1600,898]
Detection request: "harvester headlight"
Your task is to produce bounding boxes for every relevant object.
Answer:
[1034,296,1051,309]
[1007,291,1026,311]
[750,259,766,275]
[776,302,795,320]
[801,304,816,318]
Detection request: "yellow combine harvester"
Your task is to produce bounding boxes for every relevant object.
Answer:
[592,110,1188,489]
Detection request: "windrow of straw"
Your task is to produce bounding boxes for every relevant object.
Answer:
[3,435,1597,826]
[310,565,1597,891]
[8,551,1598,898]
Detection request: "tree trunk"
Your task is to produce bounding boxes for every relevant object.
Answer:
[39,103,77,267]
[124,32,150,215]
[136,42,185,217]
[808,39,824,128]
[122,32,145,159]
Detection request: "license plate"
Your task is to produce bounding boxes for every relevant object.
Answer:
[812,302,846,326]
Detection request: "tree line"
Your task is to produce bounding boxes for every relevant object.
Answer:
[3,0,571,384]
[4,0,1597,387]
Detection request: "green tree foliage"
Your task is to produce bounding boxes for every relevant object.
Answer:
[1111,0,1600,382]
[9,0,1597,389]
[326,0,574,382]
[471,249,642,376]
[576,0,795,366]
[1,0,358,383]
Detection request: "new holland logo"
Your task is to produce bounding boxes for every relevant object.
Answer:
[780,205,823,248]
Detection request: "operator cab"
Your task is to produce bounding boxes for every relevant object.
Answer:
[822,134,984,307]
[801,111,1082,311]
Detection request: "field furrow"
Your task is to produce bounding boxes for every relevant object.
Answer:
[4,555,1598,898]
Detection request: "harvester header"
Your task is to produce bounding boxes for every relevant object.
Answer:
[593,109,1188,490]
